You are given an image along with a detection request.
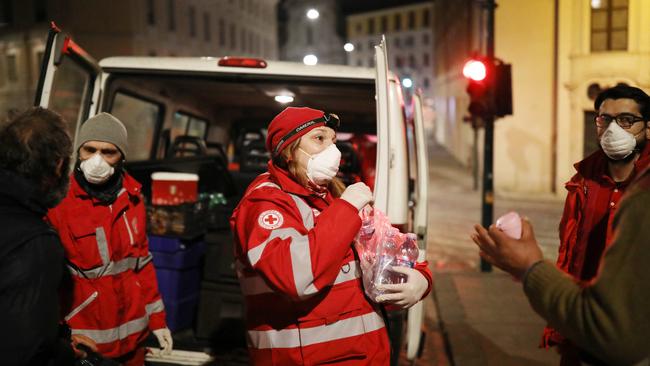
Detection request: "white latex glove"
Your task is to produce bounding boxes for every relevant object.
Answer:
[340,182,373,211]
[153,328,173,355]
[375,267,428,309]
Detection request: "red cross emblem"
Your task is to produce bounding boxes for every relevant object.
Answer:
[258,210,284,229]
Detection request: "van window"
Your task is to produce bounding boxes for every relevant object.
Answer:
[110,92,162,161]
[48,56,90,137]
[172,112,207,142]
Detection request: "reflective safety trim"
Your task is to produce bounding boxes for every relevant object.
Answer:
[290,232,318,297]
[123,213,135,245]
[247,311,385,349]
[71,315,149,344]
[253,182,281,191]
[288,194,314,230]
[239,260,360,296]
[247,228,304,266]
[145,299,165,315]
[67,255,151,279]
[333,260,361,285]
[96,227,109,266]
[65,291,98,322]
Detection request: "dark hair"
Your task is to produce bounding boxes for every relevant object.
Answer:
[595,84,650,120]
[0,107,72,193]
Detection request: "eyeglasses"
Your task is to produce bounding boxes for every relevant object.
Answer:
[595,114,645,129]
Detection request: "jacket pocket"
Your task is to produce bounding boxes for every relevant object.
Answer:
[68,222,109,268]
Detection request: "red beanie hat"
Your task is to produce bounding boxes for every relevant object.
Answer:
[266,107,340,157]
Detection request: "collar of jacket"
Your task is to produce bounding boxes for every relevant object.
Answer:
[70,170,142,201]
[267,160,330,199]
[571,142,650,187]
[0,168,48,216]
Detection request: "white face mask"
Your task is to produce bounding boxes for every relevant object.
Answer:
[80,153,115,184]
[600,122,637,160]
[299,144,341,185]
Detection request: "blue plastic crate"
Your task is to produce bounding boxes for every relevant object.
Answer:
[151,240,205,270]
[149,235,204,254]
[164,293,200,332]
[155,266,202,302]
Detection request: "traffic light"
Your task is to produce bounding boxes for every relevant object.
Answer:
[463,57,512,119]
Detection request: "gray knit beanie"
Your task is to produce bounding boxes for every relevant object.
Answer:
[76,113,128,158]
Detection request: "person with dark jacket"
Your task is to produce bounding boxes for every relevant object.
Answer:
[0,107,76,365]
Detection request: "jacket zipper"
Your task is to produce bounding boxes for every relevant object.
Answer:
[65,291,98,321]
[123,212,135,245]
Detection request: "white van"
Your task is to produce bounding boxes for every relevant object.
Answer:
[36,25,429,364]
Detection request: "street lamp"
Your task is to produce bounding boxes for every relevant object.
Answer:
[303,54,318,66]
[274,95,294,104]
[344,43,355,52]
[306,9,319,20]
[402,78,413,88]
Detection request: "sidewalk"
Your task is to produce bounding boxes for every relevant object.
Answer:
[409,143,564,366]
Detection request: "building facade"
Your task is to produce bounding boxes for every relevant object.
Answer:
[280,0,345,65]
[346,2,434,99]
[433,0,650,195]
[0,0,279,122]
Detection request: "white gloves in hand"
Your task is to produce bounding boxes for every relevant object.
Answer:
[340,182,373,211]
[153,328,173,355]
[375,267,428,309]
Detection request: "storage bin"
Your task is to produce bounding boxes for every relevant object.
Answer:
[164,293,200,332]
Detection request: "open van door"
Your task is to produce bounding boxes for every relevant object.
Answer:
[35,23,101,143]
[373,36,390,212]
[405,91,430,360]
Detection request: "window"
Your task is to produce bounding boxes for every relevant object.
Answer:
[110,92,162,161]
[395,56,403,68]
[423,78,430,89]
[380,16,388,33]
[423,8,430,27]
[34,0,47,22]
[230,23,236,49]
[146,0,155,25]
[394,13,402,31]
[405,36,414,47]
[7,54,17,82]
[368,56,374,67]
[219,19,226,46]
[167,0,175,31]
[48,57,91,137]
[394,37,401,48]
[356,42,362,52]
[171,112,208,143]
[408,11,415,30]
[408,54,416,68]
[203,13,210,41]
[422,33,429,45]
[356,22,362,34]
[423,53,430,67]
[189,6,196,37]
[368,18,375,34]
[591,0,628,51]
[307,26,313,45]
[368,40,374,51]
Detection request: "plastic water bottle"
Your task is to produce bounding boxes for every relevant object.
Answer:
[376,228,401,286]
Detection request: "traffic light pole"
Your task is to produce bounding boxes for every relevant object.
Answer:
[480,0,496,272]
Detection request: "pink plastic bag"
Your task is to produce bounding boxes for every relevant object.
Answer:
[354,207,419,301]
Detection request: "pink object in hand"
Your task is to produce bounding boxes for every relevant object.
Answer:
[496,211,522,239]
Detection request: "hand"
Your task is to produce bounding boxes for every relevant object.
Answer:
[340,182,373,211]
[375,267,429,309]
[71,334,97,359]
[470,217,543,280]
[153,328,173,355]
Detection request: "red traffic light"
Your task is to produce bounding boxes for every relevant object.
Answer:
[463,60,487,81]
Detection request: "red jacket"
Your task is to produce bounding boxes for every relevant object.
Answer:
[47,173,166,358]
[231,162,432,365]
[542,144,650,348]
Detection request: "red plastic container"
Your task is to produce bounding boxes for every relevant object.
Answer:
[151,172,199,205]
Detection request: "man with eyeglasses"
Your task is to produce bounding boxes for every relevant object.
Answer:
[537,84,650,365]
